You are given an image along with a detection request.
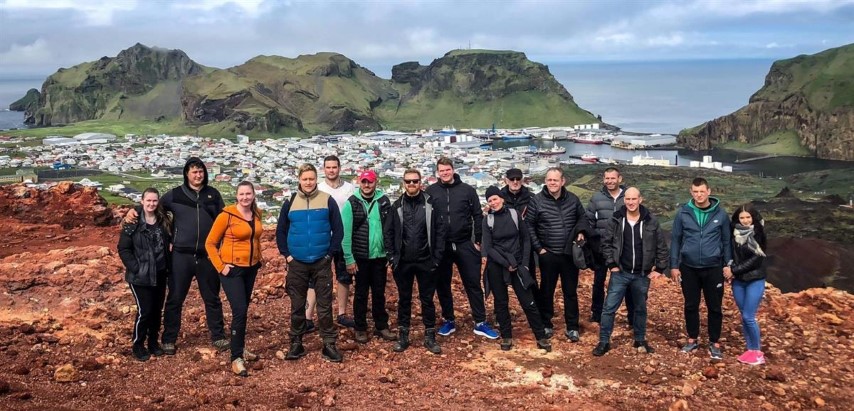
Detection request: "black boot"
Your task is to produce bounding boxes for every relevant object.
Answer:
[285,336,306,360]
[322,343,343,363]
[393,327,410,352]
[424,328,441,354]
[132,343,150,362]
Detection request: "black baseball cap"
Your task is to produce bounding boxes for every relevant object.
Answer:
[505,168,523,179]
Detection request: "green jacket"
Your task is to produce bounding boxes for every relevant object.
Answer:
[342,189,389,265]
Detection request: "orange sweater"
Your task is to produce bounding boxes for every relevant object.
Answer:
[205,205,263,273]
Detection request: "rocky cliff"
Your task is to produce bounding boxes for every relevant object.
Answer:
[8,88,40,114]
[680,43,854,160]
[17,44,598,134]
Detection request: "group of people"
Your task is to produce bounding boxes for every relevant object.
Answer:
[117,156,769,378]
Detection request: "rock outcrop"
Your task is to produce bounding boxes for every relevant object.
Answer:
[680,43,854,160]
[8,88,40,116]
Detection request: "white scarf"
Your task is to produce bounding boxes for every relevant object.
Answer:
[733,224,765,257]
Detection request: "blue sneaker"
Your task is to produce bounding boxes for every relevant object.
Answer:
[473,322,499,340]
[437,320,456,336]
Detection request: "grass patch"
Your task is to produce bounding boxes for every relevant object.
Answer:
[720,130,811,156]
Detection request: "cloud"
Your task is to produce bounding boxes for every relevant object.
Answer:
[2,0,138,25]
[0,38,52,67]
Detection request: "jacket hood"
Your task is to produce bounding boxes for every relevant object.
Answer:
[439,173,463,187]
[687,196,721,213]
[614,204,651,221]
[182,157,209,187]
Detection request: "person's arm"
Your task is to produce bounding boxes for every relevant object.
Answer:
[383,203,396,265]
[603,217,619,271]
[431,206,446,267]
[585,197,598,238]
[328,197,344,257]
[525,199,544,253]
[720,209,733,266]
[116,225,139,275]
[573,200,589,241]
[654,222,670,274]
[670,211,684,281]
[470,187,484,244]
[731,249,764,276]
[276,200,292,260]
[205,213,229,274]
[520,217,531,269]
[341,200,356,267]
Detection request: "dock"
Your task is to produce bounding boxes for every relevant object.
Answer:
[735,154,778,163]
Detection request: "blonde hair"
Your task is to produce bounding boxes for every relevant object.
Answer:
[298,163,317,178]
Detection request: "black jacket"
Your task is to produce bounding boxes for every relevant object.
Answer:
[384,192,445,268]
[603,205,668,275]
[482,206,535,291]
[347,194,392,260]
[585,185,626,254]
[117,206,171,286]
[160,158,224,255]
[731,242,766,282]
[500,185,533,217]
[525,187,590,254]
[425,174,483,244]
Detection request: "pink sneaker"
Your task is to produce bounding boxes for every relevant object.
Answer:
[738,350,765,365]
[750,351,766,365]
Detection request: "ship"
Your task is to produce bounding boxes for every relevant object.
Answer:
[573,134,605,145]
[580,153,599,163]
[536,144,567,156]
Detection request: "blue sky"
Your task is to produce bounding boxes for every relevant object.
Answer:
[1,0,853,77]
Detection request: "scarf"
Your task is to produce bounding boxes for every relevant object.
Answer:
[733,224,765,257]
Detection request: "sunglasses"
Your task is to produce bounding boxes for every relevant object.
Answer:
[403,179,420,185]
[507,177,522,182]
[361,179,375,184]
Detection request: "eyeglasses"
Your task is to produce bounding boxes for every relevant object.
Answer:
[403,179,420,185]
[361,179,375,184]
[507,177,522,182]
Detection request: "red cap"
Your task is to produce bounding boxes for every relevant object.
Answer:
[358,170,377,183]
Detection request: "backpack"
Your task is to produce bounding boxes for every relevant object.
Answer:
[487,208,519,231]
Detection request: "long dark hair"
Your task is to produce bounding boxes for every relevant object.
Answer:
[237,181,262,220]
[142,187,172,234]
[731,203,767,250]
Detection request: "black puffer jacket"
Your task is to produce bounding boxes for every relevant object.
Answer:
[525,187,590,254]
[117,206,171,286]
[585,185,626,252]
[603,205,668,275]
[500,185,533,217]
[160,157,224,255]
[731,240,766,282]
[425,174,483,244]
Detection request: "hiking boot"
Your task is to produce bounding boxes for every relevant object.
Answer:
[437,320,456,337]
[424,328,442,354]
[285,337,306,361]
[565,329,580,343]
[537,339,552,353]
[132,343,150,362]
[354,330,369,344]
[243,349,258,362]
[322,343,343,363]
[709,344,724,361]
[680,340,699,353]
[304,319,317,334]
[161,342,177,356]
[393,327,410,352]
[592,342,610,357]
[474,322,499,340]
[148,341,165,357]
[336,315,356,329]
[231,358,248,377]
[633,340,655,354]
[212,339,230,352]
[374,328,397,341]
[543,327,554,339]
[500,338,513,351]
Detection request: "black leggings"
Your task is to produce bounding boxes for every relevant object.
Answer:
[485,261,546,339]
[220,265,259,361]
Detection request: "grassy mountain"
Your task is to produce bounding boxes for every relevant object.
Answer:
[680,43,854,161]
[14,44,599,135]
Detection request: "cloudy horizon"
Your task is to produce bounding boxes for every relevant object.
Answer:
[1,0,853,78]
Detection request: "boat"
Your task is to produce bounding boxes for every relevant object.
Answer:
[497,132,532,140]
[580,153,599,163]
[573,134,605,145]
[536,144,567,156]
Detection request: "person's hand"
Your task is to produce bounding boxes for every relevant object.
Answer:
[539,249,547,255]
[610,267,620,273]
[221,264,233,276]
[124,208,138,224]
[576,233,585,242]
[473,242,481,252]
[723,266,733,280]
[346,263,358,275]
[671,268,681,284]
[508,265,517,272]
[648,270,662,280]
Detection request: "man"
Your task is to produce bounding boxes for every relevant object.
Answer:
[312,155,356,329]
[384,169,446,354]
[670,177,732,360]
[276,163,345,362]
[126,157,228,355]
[425,157,498,339]
[341,170,396,343]
[499,168,532,216]
[525,167,589,342]
[592,187,668,356]
[585,167,634,324]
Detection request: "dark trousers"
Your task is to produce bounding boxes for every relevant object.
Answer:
[537,251,580,331]
[485,261,546,340]
[353,257,390,332]
[394,259,437,329]
[308,250,350,288]
[598,271,650,343]
[592,260,635,322]
[220,265,259,361]
[436,241,486,324]
[680,264,724,343]
[128,280,166,345]
[287,257,336,343]
[162,252,225,344]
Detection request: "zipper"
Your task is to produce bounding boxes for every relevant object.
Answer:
[248,213,256,266]
[631,220,636,273]
[195,201,200,255]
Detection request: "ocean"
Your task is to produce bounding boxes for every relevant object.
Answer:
[0,76,43,131]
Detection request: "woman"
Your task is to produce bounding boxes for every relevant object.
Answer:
[481,186,551,352]
[727,204,768,366]
[117,188,171,362]
[206,181,263,376]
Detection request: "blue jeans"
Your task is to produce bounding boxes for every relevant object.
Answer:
[599,271,650,343]
[731,278,764,350]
